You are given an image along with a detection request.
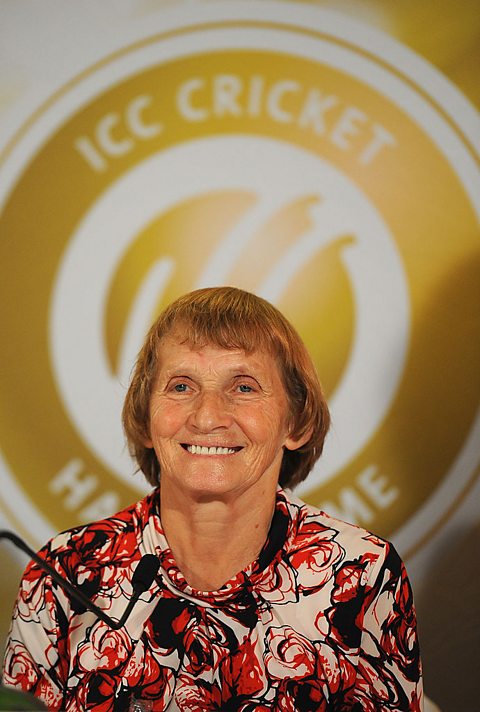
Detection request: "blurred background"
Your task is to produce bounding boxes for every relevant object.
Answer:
[0,2,479,710]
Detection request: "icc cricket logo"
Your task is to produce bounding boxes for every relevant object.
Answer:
[0,4,479,559]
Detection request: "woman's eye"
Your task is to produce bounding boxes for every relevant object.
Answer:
[238,383,254,393]
[173,383,189,392]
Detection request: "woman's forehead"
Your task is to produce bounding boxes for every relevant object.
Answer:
[156,336,283,378]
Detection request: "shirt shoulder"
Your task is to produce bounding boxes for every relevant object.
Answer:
[281,488,390,571]
[32,489,159,577]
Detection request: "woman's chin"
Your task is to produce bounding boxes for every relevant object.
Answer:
[164,468,233,496]
[183,478,238,501]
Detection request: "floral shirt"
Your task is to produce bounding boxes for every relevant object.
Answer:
[3,488,422,711]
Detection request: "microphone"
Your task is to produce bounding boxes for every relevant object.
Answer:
[0,530,160,630]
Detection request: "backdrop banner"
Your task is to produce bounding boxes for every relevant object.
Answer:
[0,2,479,710]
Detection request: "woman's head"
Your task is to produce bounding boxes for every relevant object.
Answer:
[122,286,330,489]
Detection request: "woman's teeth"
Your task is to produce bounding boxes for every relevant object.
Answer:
[186,445,237,455]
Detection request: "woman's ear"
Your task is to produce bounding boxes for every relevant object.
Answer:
[142,429,153,448]
[284,427,313,452]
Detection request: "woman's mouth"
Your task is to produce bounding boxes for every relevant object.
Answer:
[182,444,242,455]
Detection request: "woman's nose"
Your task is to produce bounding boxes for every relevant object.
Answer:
[189,390,232,431]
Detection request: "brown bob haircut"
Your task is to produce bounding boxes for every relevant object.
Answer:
[122,286,330,489]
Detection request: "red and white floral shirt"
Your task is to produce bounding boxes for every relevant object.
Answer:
[3,488,423,711]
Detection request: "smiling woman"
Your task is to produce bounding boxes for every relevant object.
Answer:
[140,338,310,590]
[123,286,330,491]
[3,287,423,711]
[145,341,296,491]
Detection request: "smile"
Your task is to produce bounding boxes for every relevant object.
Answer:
[182,444,241,455]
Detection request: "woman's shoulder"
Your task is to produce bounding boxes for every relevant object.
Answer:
[34,488,159,575]
[281,487,391,562]
[274,488,404,602]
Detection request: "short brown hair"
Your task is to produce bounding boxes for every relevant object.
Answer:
[122,286,330,489]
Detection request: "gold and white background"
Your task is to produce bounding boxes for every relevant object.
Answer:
[0,2,479,710]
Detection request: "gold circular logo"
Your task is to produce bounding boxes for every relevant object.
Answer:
[0,8,479,557]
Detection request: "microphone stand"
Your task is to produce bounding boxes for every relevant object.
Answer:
[0,530,159,630]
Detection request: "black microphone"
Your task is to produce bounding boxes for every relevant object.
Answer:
[0,530,160,630]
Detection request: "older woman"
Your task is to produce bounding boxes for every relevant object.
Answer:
[3,287,422,711]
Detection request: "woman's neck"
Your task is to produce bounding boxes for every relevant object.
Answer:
[159,483,277,591]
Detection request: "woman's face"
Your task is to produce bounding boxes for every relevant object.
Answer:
[145,337,304,500]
